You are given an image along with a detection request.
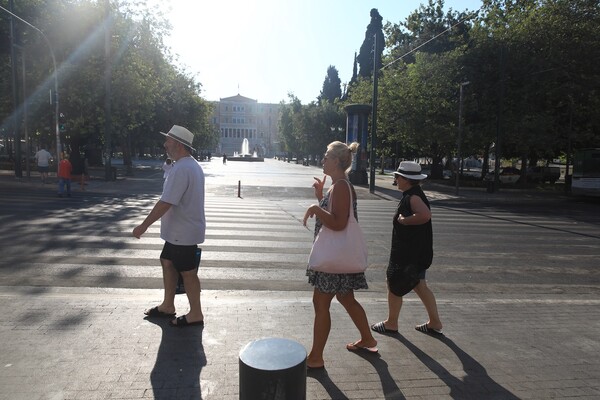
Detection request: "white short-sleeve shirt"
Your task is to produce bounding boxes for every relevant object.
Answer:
[160,156,206,245]
[35,149,52,167]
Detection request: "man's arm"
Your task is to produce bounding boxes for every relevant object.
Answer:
[132,200,172,238]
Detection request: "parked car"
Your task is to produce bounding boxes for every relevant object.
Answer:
[485,167,521,184]
[421,165,452,180]
[452,157,483,179]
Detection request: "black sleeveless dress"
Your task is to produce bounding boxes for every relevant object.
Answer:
[386,185,433,296]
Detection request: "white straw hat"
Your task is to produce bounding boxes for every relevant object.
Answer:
[393,161,428,180]
[160,125,195,150]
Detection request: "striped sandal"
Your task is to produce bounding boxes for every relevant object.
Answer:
[371,321,398,334]
[415,323,443,336]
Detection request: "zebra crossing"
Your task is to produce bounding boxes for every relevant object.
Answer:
[1,174,599,293]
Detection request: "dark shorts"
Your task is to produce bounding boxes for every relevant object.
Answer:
[160,242,199,272]
[38,166,49,173]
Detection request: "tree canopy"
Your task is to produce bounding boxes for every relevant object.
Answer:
[1,0,216,168]
[341,0,600,179]
[4,1,598,179]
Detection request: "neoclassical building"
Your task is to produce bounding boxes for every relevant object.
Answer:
[210,94,281,157]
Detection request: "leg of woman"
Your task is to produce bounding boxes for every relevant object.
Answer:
[336,291,377,348]
[384,289,403,331]
[372,289,402,332]
[413,279,443,331]
[374,264,404,332]
[307,289,335,368]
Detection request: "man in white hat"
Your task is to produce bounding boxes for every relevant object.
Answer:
[133,125,206,327]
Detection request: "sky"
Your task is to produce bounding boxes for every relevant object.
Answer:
[160,0,483,105]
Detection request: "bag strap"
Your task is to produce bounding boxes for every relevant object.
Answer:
[328,179,355,221]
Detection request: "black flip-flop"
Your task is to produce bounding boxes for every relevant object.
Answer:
[170,315,204,328]
[144,306,175,318]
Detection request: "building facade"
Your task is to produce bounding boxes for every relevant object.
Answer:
[210,94,281,157]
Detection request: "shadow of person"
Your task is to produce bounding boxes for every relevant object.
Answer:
[307,368,349,400]
[396,333,519,399]
[350,351,406,400]
[146,317,207,400]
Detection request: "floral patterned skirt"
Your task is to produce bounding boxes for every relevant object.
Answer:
[306,269,368,294]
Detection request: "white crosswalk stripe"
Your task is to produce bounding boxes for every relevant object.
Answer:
[1,180,599,292]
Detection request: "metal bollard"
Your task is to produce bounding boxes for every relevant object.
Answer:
[239,338,307,400]
[238,180,241,198]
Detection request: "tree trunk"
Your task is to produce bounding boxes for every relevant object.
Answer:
[123,130,133,176]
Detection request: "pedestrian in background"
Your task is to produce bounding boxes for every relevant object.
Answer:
[303,140,377,370]
[35,146,52,184]
[371,161,443,336]
[57,153,72,197]
[79,152,89,191]
[70,152,89,191]
[133,125,206,328]
[162,157,173,179]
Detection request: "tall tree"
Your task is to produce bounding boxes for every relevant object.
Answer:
[354,0,474,177]
[356,8,384,78]
[342,52,358,101]
[318,65,342,105]
[278,95,345,159]
[278,95,301,158]
[470,0,600,169]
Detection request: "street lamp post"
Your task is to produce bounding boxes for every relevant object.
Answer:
[455,81,470,196]
[104,0,113,181]
[13,44,30,178]
[8,0,21,178]
[369,32,379,194]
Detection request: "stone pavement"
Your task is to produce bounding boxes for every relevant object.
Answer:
[1,161,599,399]
[1,287,599,400]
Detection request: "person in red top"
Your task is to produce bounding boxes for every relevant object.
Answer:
[57,153,73,197]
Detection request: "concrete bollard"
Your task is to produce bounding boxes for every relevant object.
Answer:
[239,337,307,400]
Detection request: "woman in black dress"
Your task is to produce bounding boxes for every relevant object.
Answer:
[371,161,443,336]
